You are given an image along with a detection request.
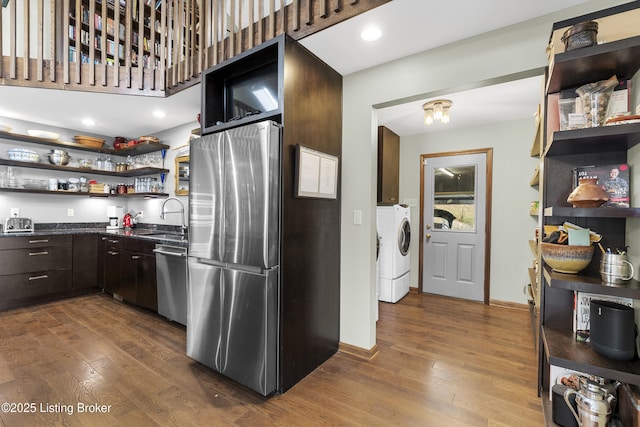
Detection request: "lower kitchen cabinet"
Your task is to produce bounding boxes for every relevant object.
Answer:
[72,234,99,291]
[103,236,123,295]
[0,235,73,311]
[129,252,157,311]
[103,235,157,311]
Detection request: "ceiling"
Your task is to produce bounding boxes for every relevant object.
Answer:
[0,0,592,138]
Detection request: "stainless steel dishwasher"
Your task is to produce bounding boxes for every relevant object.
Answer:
[154,244,188,326]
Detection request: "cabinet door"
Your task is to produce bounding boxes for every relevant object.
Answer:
[104,244,122,295]
[377,125,400,205]
[135,253,157,311]
[72,234,99,291]
[120,251,138,303]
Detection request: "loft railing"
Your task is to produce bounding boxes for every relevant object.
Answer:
[0,0,390,97]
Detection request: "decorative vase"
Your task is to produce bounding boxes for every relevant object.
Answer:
[567,177,609,208]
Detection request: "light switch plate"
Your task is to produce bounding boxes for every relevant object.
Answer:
[67,208,75,217]
[353,210,362,225]
[404,198,418,207]
[10,208,19,217]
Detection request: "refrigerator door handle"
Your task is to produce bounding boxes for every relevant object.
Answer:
[191,257,275,276]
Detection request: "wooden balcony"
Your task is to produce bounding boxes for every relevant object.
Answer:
[0,0,390,98]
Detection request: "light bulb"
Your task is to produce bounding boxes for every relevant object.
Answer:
[442,107,450,123]
[424,109,434,125]
[434,102,443,121]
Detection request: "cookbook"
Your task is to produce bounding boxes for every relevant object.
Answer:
[573,163,630,208]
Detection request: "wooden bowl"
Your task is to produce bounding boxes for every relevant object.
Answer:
[540,242,594,274]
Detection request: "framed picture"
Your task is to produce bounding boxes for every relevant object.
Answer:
[294,144,339,199]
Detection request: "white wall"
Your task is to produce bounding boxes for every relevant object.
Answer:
[0,116,195,227]
[339,0,631,350]
[400,118,539,303]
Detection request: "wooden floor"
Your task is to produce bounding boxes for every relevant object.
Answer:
[0,292,543,426]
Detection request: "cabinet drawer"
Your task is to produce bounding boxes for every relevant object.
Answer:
[123,237,155,254]
[0,235,72,250]
[100,235,123,250]
[0,246,72,275]
[0,270,72,301]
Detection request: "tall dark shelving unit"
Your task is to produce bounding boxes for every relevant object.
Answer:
[537,3,640,424]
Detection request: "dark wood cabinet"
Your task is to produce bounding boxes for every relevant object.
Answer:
[103,235,157,311]
[133,253,157,311]
[72,234,99,291]
[377,125,400,205]
[103,236,123,295]
[201,34,342,393]
[0,235,73,311]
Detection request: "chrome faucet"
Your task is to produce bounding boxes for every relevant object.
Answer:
[160,197,187,235]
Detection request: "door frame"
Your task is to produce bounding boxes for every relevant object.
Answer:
[418,148,493,304]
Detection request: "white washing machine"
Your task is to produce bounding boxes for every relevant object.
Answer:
[376,204,411,303]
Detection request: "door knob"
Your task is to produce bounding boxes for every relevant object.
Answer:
[426,233,431,239]
[426,224,431,230]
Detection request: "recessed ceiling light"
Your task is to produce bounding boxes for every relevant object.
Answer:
[82,118,95,126]
[153,110,166,118]
[361,27,382,42]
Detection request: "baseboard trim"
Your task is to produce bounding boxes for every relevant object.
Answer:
[338,342,379,361]
[490,299,529,311]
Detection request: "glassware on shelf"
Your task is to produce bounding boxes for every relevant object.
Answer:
[7,167,20,188]
[96,155,105,171]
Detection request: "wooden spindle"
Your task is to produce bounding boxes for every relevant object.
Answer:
[100,0,106,87]
[49,0,55,82]
[36,0,43,82]
[23,0,30,80]
[292,0,299,31]
[114,0,121,87]
[0,4,3,79]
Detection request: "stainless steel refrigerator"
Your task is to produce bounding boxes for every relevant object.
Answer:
[187,120,280,396]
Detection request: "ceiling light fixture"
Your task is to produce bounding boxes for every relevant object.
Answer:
[423,99,452,125]
[82,118,95,126]
[153,110,166,118]
[361,27,382,42]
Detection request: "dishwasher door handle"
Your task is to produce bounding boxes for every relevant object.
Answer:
[153,248,187,257]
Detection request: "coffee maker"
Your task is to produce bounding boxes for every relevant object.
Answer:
[106,205,124,230]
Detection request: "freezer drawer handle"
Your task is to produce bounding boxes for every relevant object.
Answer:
[28,251,49,256]
[131,255,141,260]
[28,239,49,244]
[108,251,119,256]
[28,274,49,281]
[108,239,119,244]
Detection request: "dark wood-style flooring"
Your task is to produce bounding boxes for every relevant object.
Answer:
[0,292,543,426]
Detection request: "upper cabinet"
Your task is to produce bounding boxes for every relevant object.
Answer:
[201,36,281,134]
[377,126,400,205]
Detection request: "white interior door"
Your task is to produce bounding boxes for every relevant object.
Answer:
[422,153,486,301]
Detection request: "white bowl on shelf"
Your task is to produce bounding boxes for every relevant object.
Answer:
[27,129,60,140]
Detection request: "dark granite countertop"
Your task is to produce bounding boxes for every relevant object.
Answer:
[0,222,188,247]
